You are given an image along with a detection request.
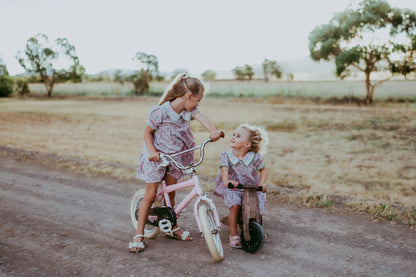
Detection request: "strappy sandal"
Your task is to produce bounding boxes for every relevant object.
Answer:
[165,227,192,241]
[264,233,270,243]
[129,234,145,253]
[229,235,242,249]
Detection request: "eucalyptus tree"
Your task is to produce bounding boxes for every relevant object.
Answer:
[309,0,416,104]
[16,33,84,97]
[232,64,254,80]
[262,59,282,83]
[128,52,159,95]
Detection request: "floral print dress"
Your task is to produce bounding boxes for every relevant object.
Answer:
[213,150,267,215]
[136,101,198,183]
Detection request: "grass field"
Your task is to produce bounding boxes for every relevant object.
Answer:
[28,79,416,102]
[1,95,415,226]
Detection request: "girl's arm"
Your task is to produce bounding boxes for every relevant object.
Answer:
[220,167,238,188]
[258,167,268,192]
[193,112,221,141]
[144,126,160,162]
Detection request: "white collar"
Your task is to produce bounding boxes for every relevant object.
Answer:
[162,101,192,122]
[226,150,255,166]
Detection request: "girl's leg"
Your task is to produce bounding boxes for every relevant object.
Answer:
[228,204,242,248]
[164,174,177,207]
[164,174,192,241]
[228,204,240,237]
[134,182,159,243]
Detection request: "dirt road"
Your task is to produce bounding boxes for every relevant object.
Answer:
[1,151,415,277]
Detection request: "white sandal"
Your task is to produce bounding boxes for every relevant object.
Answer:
[129,234,145,253]
[165,227,192,241]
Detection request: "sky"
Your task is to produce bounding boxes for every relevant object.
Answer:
[1,0,416,76]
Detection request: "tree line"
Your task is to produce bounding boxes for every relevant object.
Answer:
[1,0,415,104]
[0,32,284,99]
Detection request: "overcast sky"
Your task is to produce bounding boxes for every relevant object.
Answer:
[1,0,415,75]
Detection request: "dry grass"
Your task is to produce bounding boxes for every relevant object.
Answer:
[1,96,415,225]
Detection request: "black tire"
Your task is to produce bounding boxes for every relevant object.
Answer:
[241,222,265,253]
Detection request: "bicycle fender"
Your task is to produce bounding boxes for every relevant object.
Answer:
[194,195,221,230]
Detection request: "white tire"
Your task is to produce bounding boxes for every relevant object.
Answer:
[198,204,224,261]
[130,189,161,239]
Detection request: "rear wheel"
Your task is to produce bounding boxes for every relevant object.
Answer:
[130,189,161,238]
[241,222,264,253]
[198,204,224,261]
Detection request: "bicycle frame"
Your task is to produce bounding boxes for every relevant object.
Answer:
[156,174,221,234]
[130,133,225,261]
[154,134,224,235]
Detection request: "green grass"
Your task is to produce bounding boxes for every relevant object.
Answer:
[27,80,416,101]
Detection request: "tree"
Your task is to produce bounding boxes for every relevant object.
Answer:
[232,64,254,80]
[201,69,216,81]
[129,52,158,95]
[309,0,416,104]
[56,38,85,83]
[262,59,282,82]
[15,78,30,96]
[113,69,124,84]
[16,33,84,97]
[0,57,14,97]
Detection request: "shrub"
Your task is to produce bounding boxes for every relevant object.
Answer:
[0,64,14,97]
[16,78,30,96]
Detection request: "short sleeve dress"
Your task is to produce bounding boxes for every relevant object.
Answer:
[136,101,198,183]
[213,150,267,215]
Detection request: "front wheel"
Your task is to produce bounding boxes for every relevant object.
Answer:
[198,204,224,261]
[241,222,265,253]
[130,189,161,239]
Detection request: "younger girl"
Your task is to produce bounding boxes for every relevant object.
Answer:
[213,123,268,248]
[129,73,222,253]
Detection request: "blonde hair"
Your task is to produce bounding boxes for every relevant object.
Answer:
[159,73,205,106]
[239,123,269,156]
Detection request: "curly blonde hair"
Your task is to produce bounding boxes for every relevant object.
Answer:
[239,123,269,156]
[159,73,205,106]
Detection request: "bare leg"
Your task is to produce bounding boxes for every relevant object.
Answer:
[164,174,177,207]
[134,182,159,243]
[164,174,192,241]
[229,205,240,237]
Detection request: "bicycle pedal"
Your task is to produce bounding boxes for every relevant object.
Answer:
[158,219,172,233]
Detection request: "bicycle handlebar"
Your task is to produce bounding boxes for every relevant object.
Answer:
[158,131,224,171]
[227,182,263,191]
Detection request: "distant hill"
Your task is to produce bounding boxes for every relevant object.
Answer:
[89,68,138,78]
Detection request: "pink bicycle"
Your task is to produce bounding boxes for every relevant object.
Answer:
[130,133,225,261]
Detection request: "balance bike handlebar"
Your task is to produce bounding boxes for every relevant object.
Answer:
[228,182,263,192]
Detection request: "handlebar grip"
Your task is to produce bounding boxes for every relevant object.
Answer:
[227,183,242,189]
[228,183,263,191]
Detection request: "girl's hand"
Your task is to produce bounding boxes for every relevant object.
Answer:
[210,130,222,141]
[261,184,268,193]
[148,151,160,162]
[226,180,238,189]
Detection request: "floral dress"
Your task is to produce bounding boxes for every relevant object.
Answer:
[213,150,267,215]
[136,101,198,183]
